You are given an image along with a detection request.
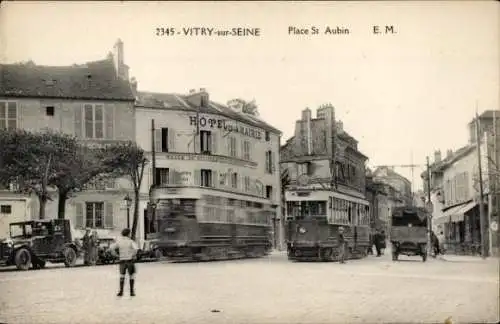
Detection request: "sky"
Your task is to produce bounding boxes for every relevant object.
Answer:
[1,1,498,190]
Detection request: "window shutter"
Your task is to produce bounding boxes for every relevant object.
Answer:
[194,170,201,186]
[241,139,245,159]
[212,171,218,188]
[75,202,84,229]
[105,202,114,228]
[74,106,82,138]
[169,168,176,185]
[271,151,276,173]
[195,134,201,153]
[168,129,175,152]
[226,137,231,156]
[154,129,162,153]
[105,106,114,139]
[211,134,218,155]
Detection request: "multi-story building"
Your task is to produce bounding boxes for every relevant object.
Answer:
[0,39,136,239]
[371,166,413,205]
[134,89,282,247]
[422,110,499,256]
[280,105,370,228]
[365,170,405,235]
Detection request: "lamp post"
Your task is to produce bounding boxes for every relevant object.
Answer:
[124,194,132,229]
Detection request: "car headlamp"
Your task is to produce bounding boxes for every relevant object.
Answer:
[4,238,13,247]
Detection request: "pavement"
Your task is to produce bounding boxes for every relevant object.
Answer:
[0,251,498,324]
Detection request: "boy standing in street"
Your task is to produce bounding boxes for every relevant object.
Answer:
[110,228,139,297]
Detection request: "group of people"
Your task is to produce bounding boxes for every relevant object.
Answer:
[336,227,387,263]
[82,228,99,265]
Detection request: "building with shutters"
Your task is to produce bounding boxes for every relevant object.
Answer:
[280,105,370,227]
[134,89,283,248]
[0,39,136,239]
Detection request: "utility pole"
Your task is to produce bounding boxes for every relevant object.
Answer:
[475,112,488,258]
[328,104,337,191]
[426,156,433,256]
[148,119,157,234]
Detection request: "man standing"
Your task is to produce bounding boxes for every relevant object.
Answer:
[82,228,91,265]
[374,230,382,257]
[110,228,139,297]
[338,226,346,264]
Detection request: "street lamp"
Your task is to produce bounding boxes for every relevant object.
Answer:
[124,194,132,229]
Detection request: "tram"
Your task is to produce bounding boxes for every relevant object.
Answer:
[146,189,273,262]
[285,192,372,261]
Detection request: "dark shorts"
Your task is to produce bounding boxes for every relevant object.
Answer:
[119,260,136,276]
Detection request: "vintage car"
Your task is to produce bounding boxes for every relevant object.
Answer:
[390,206,429,262]
[0,219,81,270]
[97,237,119,264]
[136,240,163,262]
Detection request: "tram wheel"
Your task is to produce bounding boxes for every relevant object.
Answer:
[320,248,334,261]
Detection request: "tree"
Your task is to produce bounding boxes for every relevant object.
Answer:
[103,141,148,240]
[0,129,66,219]
[227,98,259,116]
[50,144,112,219]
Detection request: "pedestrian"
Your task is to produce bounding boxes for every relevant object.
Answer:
[110,228,139,297]
[82,228,91,265]
[338,226,346,264]
[374,230,382,257]
[367,232,374,255]
[89,230,99,265]
[380,230,387,255]
[431,231,440,256]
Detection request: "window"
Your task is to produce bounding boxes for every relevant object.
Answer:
[243,141,251,160]
[0,205,12,214]
[265,131,270,141]
[231,172,238,189]
[265,150,274,174]
[155,168,169,186]
[244,176,251,192]
[84,104,104,139]
[0,101,17,130]
[297,162,311,176]
[46,106,55,116]
[201,169,212,187]
[200,130,212,153]
[85,202,104,228]
[229,137,237,157]
[266,185,273,199]
[161,128,169,152]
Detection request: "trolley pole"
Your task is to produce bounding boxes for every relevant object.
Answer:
[426,156,433,256]
[475,112,488,259]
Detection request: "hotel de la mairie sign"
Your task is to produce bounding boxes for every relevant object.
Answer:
[189,115,263,140]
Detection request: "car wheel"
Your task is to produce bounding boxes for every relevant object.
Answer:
[63,247,77,267]
[15,248,32,271]
[154,249,163,260]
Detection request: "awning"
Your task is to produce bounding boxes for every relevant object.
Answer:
[433,201,478,225]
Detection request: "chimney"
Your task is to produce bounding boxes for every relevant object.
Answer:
[302,108,312,121]
[227,99,243,112]
[336,120,344,134]
[112,39,129,80]
[434,150,441,163]
[446,149,453,158]
[186,88,209,108]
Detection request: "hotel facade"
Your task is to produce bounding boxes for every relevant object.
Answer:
[134,90,283,248]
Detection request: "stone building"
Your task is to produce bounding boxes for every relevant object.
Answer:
[0,39,136,239]
[280,105,370,228]
[134,89,282,248]
[422,110,499,256]
[371,166,413,205]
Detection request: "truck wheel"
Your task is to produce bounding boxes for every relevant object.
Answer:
[64,247,77,267]
[422,253,427,262]
[15,248,32,270]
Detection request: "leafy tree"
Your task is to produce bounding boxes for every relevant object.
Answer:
[103,141,148,240]
[228,98,259,116]
[0,129,67,219]
[49,144,112,219]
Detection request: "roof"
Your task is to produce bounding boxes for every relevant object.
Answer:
[136,91,281,134]
[372,166,411,184]
[422,145,476,178]
[0,59,135,101]
[468,110,500,124]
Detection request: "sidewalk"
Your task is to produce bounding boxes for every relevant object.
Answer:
[440,254,499,264]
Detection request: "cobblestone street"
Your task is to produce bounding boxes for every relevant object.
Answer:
[0,252,498,324]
